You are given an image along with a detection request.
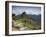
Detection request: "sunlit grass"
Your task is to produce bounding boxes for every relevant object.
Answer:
[15,19,34,30]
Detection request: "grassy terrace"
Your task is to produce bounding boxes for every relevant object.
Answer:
[15,19,33,29]
[12,18,41,30]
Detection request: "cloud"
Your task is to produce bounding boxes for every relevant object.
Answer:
[12,6,41,15]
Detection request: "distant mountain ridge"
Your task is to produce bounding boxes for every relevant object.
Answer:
[16,14,41,22]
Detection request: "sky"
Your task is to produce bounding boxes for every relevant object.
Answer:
[12,6,41,15]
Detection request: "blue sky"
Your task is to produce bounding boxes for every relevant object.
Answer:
[12,6,41,15]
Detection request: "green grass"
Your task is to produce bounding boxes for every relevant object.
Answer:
[15,19,34,30]
[13,18,41,30]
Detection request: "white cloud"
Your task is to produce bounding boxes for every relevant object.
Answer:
[12,6,41,15]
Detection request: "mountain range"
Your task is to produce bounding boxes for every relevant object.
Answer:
[15,14,41,22]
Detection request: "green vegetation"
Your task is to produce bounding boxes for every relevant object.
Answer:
[15,19,33,29]
[12,12,41,31]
